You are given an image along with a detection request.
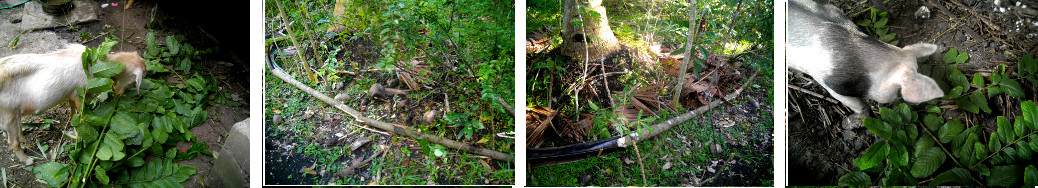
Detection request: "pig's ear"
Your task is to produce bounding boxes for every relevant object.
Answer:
[900,72,944,103]
[902,43,939,58]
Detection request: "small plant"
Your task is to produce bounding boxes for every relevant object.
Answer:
[944,66,991,114]
[985,64,1026,98]
[856,7,898,45]
[839,102,1038,186]
[943,48,970,64]
[1018,55,1038,87]
[30,38,213,187]
[445,111,485,140]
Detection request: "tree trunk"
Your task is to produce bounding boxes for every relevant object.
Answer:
[561,0,620,62]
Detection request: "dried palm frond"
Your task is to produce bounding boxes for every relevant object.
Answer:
[526,106,557,147]
[560,114,594,143]
[396,60,430,91]
[628,84,666,118]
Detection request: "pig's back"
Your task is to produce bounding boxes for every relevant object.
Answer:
[788,0,874,98]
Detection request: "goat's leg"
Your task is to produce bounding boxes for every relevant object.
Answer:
[1,110,30,165]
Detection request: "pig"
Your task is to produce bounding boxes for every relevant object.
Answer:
[788,0,943,115]
[0,44,145,165]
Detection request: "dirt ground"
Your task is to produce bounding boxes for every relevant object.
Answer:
[0,0,249,187]
[788,0,1038,185]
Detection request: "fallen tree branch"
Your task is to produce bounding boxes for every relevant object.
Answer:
[528,69,759,167]
[267,46,512,161]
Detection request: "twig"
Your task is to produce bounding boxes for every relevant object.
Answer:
[530,70,759,167]
[787,84,841,104]
[268,48,511,161]
[693,153,735,186]
[633,139,647,186]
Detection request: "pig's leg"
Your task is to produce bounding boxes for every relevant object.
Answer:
[820,87,871,129]
[821,87,867,114]
[0,110,30,165]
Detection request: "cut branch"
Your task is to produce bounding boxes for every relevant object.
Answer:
[268,49,512,161]
[529,70,759,167]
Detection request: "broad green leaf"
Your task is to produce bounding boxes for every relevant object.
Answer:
[915,136,935,158]
[152,116,169,144]
[876,17,888,27]
[95,167,110,185]
[864,118,892,139]
[128,157,145,167]
[857,19,873,27]
[1016,118,1028,139]
[1017,141,1033,160]
[945,86,964,99]
[923,113,944,131]
[89,61,126,78]
[30,161,68,187]
[186,77,205,92]
[883,165,918,185]
[911,147,946,178]
[947,66,968,88]
[997,116,1015,143]
[943,48,959,63]
[938,119,965,143]
[986,85,1003,97]
[991,72,1002,84]
[880,33,896,42]
[976,142,988,160]
[167,36,180,55]
[929,168,971,185]
[171,166,196,182]
[955,97,978,114]
[111,112,138,139]
[1000,79,1025,98]
[837,172,871,186]
[955,53,969,64]
[858,141,890,170]
[970,92,991,113]
[898,103,913,122]
[926,105,941,114]
[989,132,1002,155]
[1026,165,1038,186]
[1022,101,1038,129]
[95,39,117,61]
[988,165,1021,186]
[972,73,984,87]
[86,78,114,94]
[1031,135,1038,152]
[889,144,909,167]
[1004,147,1018,163]
[880,107,902,125]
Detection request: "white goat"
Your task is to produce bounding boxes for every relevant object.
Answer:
[0,44,145,165]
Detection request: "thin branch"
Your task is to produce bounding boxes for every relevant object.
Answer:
[267,50,512,162]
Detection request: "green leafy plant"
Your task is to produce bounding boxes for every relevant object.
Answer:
[31,38,211,187]
[839,102,1038,186]
[984,64,1025,98]
[445,111,485,140]
[856,7,898,45]
[1017,55,1038,87]
[943,48,970,64]
[944,66,991,114]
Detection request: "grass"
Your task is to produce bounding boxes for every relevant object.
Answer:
[264,0,514,185]
[528,65,774,186]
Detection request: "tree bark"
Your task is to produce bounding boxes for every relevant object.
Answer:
[561,0,620,62]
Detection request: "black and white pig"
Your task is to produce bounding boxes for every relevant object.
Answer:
[788,0,944,115]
